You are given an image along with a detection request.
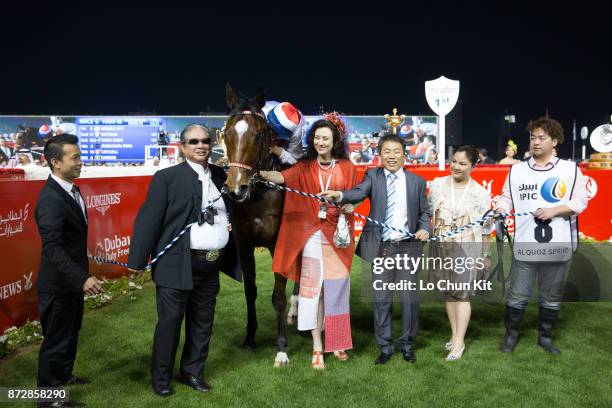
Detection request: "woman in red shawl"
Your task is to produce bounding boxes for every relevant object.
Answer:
[260,114,359,369]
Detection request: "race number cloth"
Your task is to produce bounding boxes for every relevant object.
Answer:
[509,158,578,261]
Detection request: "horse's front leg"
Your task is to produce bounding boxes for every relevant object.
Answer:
[272,272,289,367]
[241,248,257,350]
[287,282,299,325]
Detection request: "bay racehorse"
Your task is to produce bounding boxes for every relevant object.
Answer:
[223,84,293,367]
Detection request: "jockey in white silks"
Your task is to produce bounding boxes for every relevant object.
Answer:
[263,101,306,166]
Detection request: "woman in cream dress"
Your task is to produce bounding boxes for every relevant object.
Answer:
[428,145,493,361]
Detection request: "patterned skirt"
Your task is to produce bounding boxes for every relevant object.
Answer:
[297,230,353,352]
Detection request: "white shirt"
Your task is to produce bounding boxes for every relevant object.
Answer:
[51,174,87,223]
[336,168,409,239]
[186,159,229,250]
[384,168,408,240]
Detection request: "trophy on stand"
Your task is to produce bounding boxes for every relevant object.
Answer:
[588,124,612,170]
[214,124,229,167]
[384,108,406,135]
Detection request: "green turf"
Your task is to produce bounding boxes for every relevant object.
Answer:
[1,252,611,408]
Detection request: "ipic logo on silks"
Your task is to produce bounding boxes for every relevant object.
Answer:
[541,177,567,203]
[517,183,538,200]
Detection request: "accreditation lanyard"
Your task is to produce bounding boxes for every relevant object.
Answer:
[199,170,212,207]
[199,170,219,225]
[450,177,471,231]
[317,160,336,219]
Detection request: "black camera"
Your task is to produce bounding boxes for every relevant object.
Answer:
[198,208,218,226]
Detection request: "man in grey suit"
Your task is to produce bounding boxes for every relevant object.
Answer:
[321,134,431,365]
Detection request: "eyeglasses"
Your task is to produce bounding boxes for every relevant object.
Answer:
[186,138,211,145]
[529,135,550,142]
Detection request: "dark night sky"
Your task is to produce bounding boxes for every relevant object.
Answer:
[1,6,609,158]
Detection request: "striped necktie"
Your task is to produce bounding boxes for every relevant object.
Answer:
[382,172,397,241]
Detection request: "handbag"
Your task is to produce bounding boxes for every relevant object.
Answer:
[333,213,351,248]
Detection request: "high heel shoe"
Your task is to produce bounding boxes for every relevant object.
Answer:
[445,341,453,351]
[311,351,326,369]
[445,344,466,361]
[334,350,349,361]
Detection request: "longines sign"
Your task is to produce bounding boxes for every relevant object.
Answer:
[85,193,122,216]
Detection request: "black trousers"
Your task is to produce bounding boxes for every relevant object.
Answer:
[151,254,220,389]
[37,292,84,387]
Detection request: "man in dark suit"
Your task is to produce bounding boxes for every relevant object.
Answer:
[321,134,431,365]
[128,124,241,397]
[35,134,103,407]
[478,147,496,164]
[0,137,13,164]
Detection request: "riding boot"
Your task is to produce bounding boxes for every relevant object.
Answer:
[537,306,561,355]
[500,306,525,353]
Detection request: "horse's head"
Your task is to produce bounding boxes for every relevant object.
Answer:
[224,83,269,202]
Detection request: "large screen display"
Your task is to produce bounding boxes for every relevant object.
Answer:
[76,117,163,162]
[0,114,437,165]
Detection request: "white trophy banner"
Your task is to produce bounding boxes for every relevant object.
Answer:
[425,76,460,170]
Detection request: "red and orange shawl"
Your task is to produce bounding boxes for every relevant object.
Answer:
[272,159,360,282]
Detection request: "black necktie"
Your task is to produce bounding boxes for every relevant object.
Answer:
[71,185,80,202]
[71,185,85,214]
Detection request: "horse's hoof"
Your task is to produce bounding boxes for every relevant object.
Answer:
[273,352,289,367]
[242,340,257,351]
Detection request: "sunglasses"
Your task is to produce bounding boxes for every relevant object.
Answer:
[186,138,211,145]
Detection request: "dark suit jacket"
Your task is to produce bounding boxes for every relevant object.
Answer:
[127,162,241,290]
[35,176,90,293]
[341,167,431,262]
[482,156,496,164]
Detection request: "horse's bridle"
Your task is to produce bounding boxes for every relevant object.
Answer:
[226,110,271,191]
